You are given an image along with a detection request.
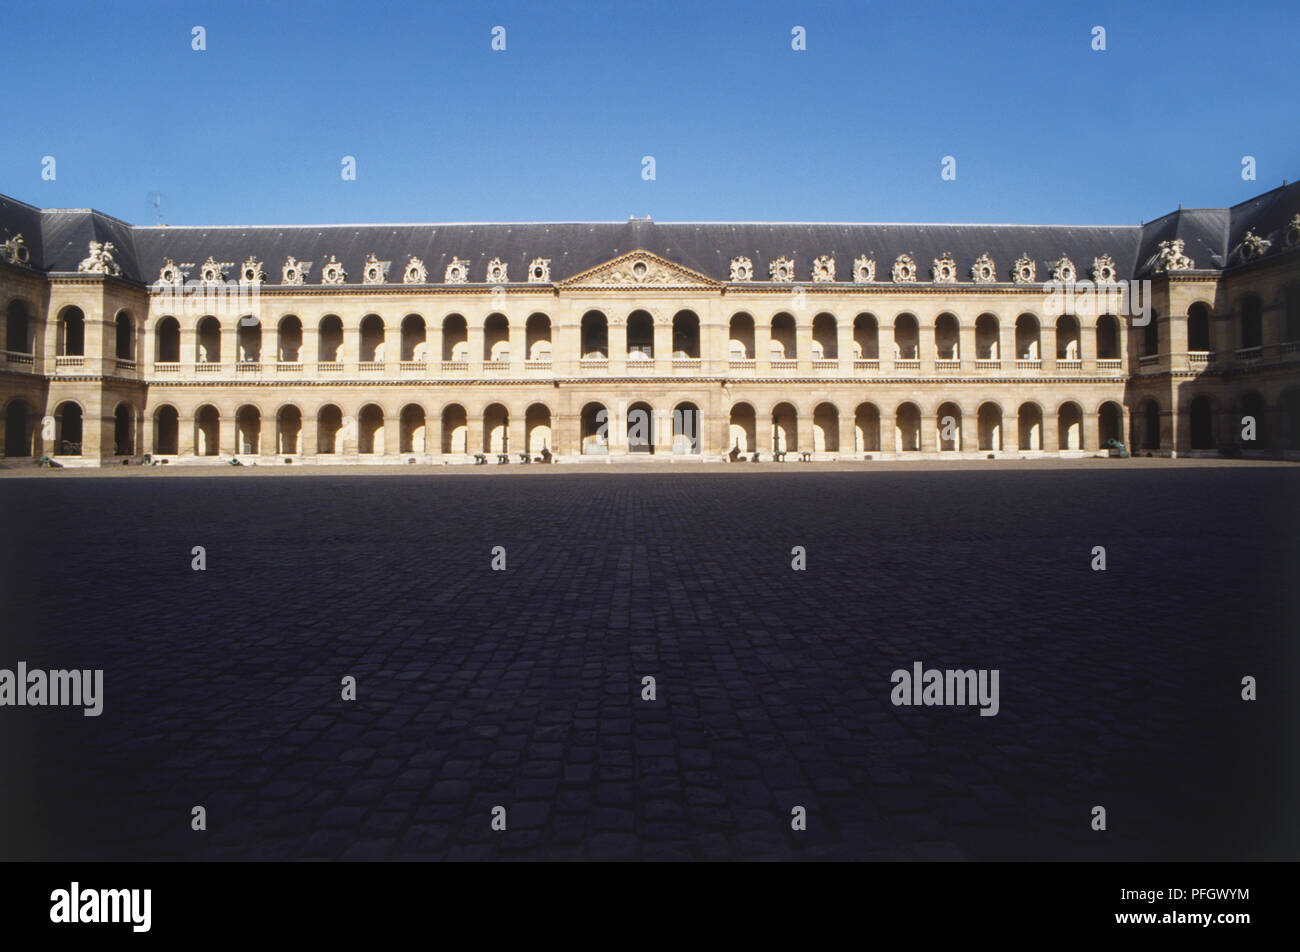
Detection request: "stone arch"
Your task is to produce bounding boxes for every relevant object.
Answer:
[196,315,221,363]
[483,403,509,453]
[1187,302,1212,352]
[358,404,384,454]
[627,400,654,453]
[3,399,33,456]
[1057,401,1083,451]
[318,314,343,362]
[1017,402,1044,450]
[195,404,220,456]
[5,299,34,354]
[812,402,839,452]
[1098,401,1124,449]
[812,313,837,360]
[581,311,608,359]
[854,402,881,452]
[771,401,798,452]
[526,313,551,361]
[729,401,757,453]
[54,400,84,455]
[1096,314,1120,359]
[484,313,509,361]
[317,404,344,454]
[278,315,303,362]
[113,401,135,455]
[441,403,468,453]
[359,314,385,362]
[399,403,426,453]
[58,305,85,357]
[237,315,262,362]
[525,402,552,455]
[770,313,796,359]
[853,313,879,359]
[277,404,302,454]
[975,313,1000,359]
[154,316,181,363]
[442,313,468,361]
[934,313,959,359]
[895,401,921,451]
[114,309,135,361]
[580,401,609,454]
[673,310,700,358]
[977,401,1003,451]
[729,312,755,359]
[152,405,179,455]
[626,310,654,361]
[1056,314,1080,360]
[893,313,919,359]
[936,401,962,451]
[235,404,261,455]
[400,314,426,362]
[1015,313,1040,360]
[672,402,701,454]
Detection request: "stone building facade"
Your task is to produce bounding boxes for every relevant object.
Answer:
[1,184,1297,466]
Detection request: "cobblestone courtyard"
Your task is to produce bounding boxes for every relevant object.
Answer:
[1,461,1297,860]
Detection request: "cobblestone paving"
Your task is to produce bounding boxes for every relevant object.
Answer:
[1,463,1297,860]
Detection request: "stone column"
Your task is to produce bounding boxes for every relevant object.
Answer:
[653,319,671,375]
[382,414,399,457]
[1000,320,1017,368]
[219,411,237,457]
[837,409,855,457]
[508,318,525,376]
[878,320,895,373]
[1041,322,1057,374]
[609,317,627,375]
[1080,317,1097,374]
[836,318,853,374]
[467,411,484,456]
[918,316,936,375]
[508,410,526,457]
[754,319,772,373]
[301,411,318,458]
[428,321,443,371]
[467,320,484,377]
[795,317,813,372]
[959,320,976,371]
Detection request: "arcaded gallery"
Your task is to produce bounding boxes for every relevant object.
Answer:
[1,183,1298,465]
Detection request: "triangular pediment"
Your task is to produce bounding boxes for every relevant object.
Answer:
[559,250,722,289]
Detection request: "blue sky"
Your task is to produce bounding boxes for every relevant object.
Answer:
[2,0,1295,226]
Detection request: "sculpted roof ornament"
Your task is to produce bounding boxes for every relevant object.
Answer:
[1238,229,1271,261]
[1287,214,1300,248]
[282,256,311,285]
[853,255,876,282]
[1,233,31,267]
[239,256,265,284]
[319,255,347,284]
[486,257,508,283]
[403,256,427,283]
[971,253,996,283]
[730,256,753,281]
[198,255,231,285]
[769,257,795,282]
[444,257,469,283]
[1011,254,1036,284]
[528,257,551,283]
[362,253,389,284]
[812,255,836,282]
[1154,239,1195,272]
[931,253,957,283]
[156,257,187,286]
[1092,254,1118,283]
[891,253,917,283]
[1050,255,1077,283]
[78,241,121,276]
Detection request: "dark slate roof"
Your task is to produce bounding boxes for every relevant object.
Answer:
[2,183,1297,286]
